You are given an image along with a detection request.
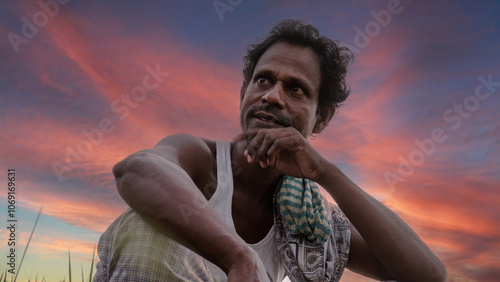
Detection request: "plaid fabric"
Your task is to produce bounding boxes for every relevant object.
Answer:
[94,168,349,281]
[278,176,332,244]
[94,203,350,282]
[94,208,216,282]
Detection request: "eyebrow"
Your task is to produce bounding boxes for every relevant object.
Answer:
[252,69,273,80]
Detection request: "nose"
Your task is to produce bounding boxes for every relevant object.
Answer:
[261,83,285,108]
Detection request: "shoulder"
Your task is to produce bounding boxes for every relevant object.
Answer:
[155,134,215,157]
[154,134,216,183]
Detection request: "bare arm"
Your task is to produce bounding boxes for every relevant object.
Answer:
[113,134,268,281]
[316,163,446,281]
[240,127,447,281]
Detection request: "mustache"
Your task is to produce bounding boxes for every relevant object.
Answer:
[246,105,291,127]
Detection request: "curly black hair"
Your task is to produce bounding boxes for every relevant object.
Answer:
[241,20,353,128]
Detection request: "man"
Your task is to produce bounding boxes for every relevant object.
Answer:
[95,20,446,281]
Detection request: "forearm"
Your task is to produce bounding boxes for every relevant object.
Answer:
[114,152,252,273]
[317,161,446,281]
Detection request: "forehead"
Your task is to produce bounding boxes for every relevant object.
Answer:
[254,42,321,91]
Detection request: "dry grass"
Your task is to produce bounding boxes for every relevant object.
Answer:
[5,207,97,282]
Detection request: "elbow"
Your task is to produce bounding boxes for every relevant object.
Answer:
[113,156,132,196]
[112,157,131,190]
[431,260,447,282]
[395,256,447,282]
[112,158,127,181]
[112,152,149,195]
[419,258,447,282]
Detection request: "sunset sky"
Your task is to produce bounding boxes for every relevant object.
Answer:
[1,1,499,281]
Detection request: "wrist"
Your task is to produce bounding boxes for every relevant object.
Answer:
[225,246,268,280]
[313,159,339,186]
[222,243,255,274]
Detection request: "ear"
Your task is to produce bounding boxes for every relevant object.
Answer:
[312,108,335,134]
[240,84,248,105]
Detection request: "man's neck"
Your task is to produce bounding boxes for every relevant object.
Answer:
[231,140,283,205]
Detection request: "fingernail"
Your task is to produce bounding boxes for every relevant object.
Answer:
[259,161,265,168]
[247,154,252,163]
[244,149,248,157]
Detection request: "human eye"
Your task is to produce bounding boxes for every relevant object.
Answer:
[256,77,270,85]
[290,85,306,97]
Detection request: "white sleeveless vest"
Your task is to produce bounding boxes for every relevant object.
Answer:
[206,140,285,281]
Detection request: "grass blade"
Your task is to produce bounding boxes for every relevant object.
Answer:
[14,206,42,282]
[88,243,96,282]
[22,268,28,281]
[68,250,72,282]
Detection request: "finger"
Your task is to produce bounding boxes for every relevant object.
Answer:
[244,149,252,163]
[257,132,276,168]
[267,134,301,158]
[244,128,295,165]
[265,137,284,165]
[266,133,304,169]
[247,128,288,165]
[267,151,278,167]
[257,130,293,168]
[233,129,260,142]
[245,130,266,163]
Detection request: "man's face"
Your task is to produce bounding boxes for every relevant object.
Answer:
[240,42,322,138]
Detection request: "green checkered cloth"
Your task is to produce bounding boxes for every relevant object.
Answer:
[277,176,332,244]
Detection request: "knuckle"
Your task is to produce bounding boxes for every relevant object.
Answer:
[257,148,266,158]
[247,145,256,153]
